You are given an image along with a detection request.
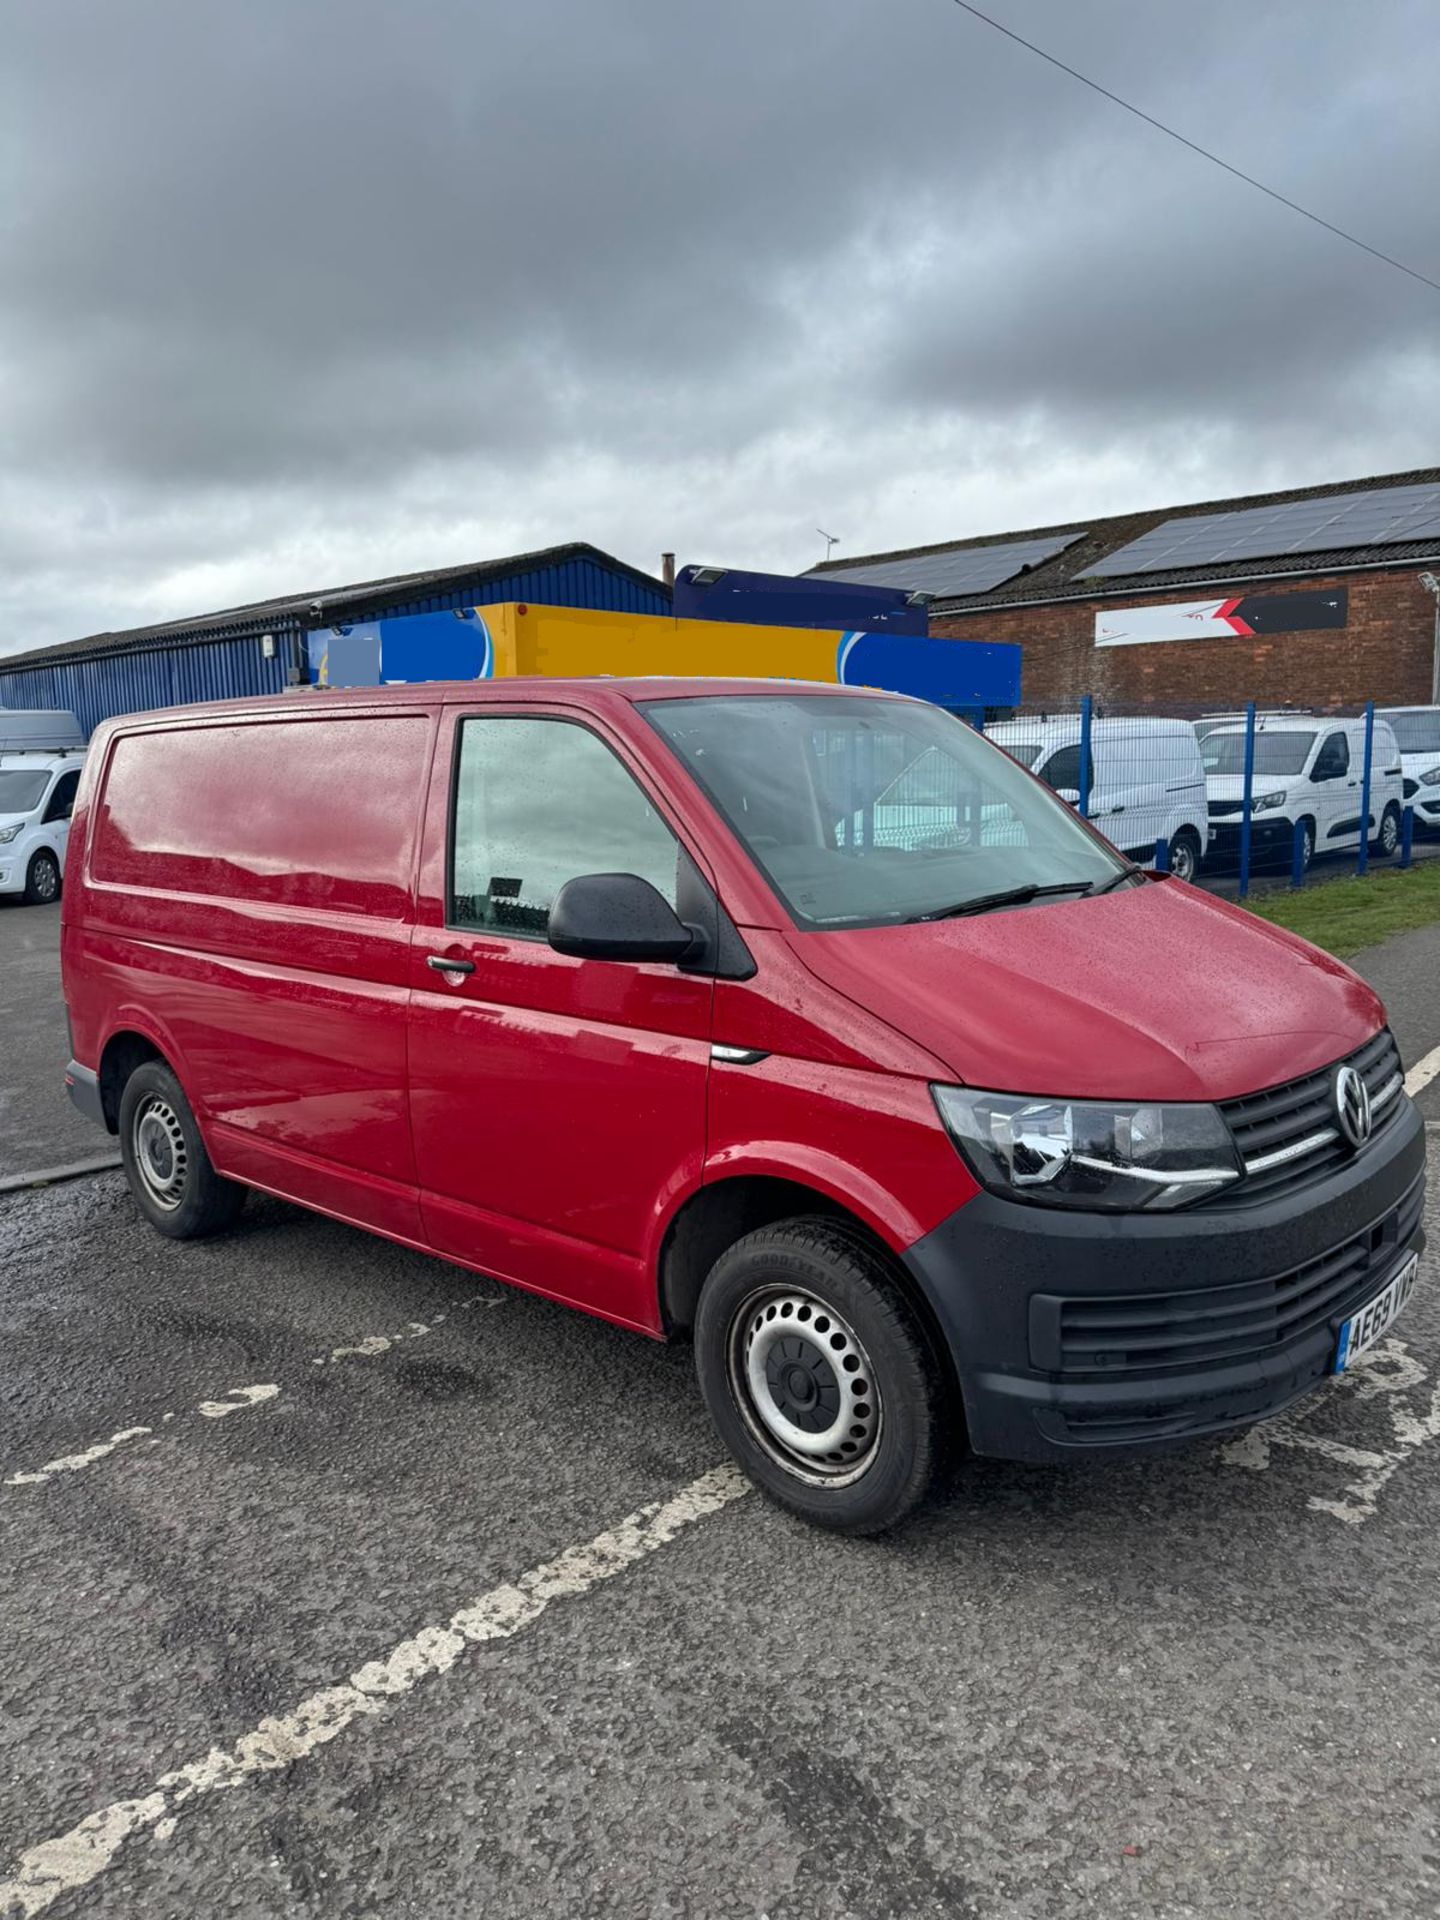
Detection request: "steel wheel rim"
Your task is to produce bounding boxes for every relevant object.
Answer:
[31,857,58,901]
[727,1286,882,1487]
[1381,812,1399,853]
[133,1095,188,1210]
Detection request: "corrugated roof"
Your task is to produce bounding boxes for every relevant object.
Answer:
[1,542,667,673]
[807,466,1440,612]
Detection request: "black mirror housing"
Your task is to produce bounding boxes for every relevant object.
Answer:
[548,872,698,964]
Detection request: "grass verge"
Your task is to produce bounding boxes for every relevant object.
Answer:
[1243,857,1440,958]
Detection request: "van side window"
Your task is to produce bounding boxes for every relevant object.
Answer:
[450,718,680,937]
[1313,732,1349,779]
[43,769,81,824]
[1038,744,1094,799]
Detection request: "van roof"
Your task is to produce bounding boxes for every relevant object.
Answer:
[89,676,917,734]
[989,715,1195,737]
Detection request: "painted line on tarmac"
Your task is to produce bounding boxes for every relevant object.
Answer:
[0,1463,749,1918]
[1220,1335,1440,1524]
[2,1295,502,1493]
[3,1385,279,1487]
[1405,1042,1440,1100]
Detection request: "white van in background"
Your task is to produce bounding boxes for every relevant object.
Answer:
[0,711,88,904]
[988,716,1209,881]
[1201,714,1404,873]
[1379,706,1440,834]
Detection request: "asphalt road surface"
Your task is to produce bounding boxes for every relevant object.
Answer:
[3,900,1440,1917]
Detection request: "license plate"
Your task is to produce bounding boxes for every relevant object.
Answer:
[1334,1254,1418,1372]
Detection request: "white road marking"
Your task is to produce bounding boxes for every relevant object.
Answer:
[5,1290,504,1492]
[0,1464,749,1918]
[196,1385,279,1420]
[4,1427,153,1488]
[316,1320,438,1366]
[310,1295,503,1368]
[1404,1042,1440,1100]
[1220,1336,1440,1523]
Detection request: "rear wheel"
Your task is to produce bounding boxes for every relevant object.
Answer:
[118,1060,246,1239]
[1373,803,1401,858]
[1166,828,1201,884]
[695,1217,948,1535]
[23,850,60,905]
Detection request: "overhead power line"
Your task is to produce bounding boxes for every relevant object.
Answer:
[946,0,1440,298]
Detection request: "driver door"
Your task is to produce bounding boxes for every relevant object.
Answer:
[406,707,713,1331]
[1310,729,1353,849]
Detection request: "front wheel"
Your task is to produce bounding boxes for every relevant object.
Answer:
[1373,803,1401,859]
[1295,819,1315,874]
[694,1218,948,1535]
[1167,828,1201,884]
[118,1060,247,1239]
[23,850,61,905]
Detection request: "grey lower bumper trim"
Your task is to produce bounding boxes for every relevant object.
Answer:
[64,1059,109,1132]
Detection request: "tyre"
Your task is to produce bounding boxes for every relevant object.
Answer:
[118,1059,246,1239]
[1373,803,1401,859]
[23,850,61,905]
[1166,828,1201,884]
[694,1217,948,1535]
[1295,818,1315,874]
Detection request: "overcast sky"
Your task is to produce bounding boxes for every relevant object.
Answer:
[3,0,1438,656]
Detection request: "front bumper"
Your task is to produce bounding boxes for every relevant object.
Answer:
[64,1060,108,1132]
[902,1096,1426,1464]
[1206,816,1295,861]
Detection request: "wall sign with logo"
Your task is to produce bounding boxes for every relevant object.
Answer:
[1094,589,1347,648]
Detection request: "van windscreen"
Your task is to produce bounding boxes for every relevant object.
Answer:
[1202,731,1315,776]
[1382,711,1440,753]
[0,770,51,814]
[643,694,1124,930]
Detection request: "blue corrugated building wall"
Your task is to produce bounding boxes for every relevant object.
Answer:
[0,545,670,738]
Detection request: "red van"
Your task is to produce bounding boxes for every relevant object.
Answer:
[61,681,1425,1531]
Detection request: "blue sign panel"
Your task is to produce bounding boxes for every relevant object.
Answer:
[308,609,494,686]
[836,631,1021,709]
[674,566,928,635]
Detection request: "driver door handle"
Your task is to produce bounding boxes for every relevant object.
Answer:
[426,954,475,977]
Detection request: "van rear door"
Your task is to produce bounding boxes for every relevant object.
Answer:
[406,705,713,1330]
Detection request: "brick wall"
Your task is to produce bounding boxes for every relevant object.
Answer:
[933,569,1437,710]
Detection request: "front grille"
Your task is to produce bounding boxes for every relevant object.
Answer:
[1404,778,1419,800]
[1048,1174,1423,1378]
[1207,800,1241,818]
[1213,1028,1404,1205]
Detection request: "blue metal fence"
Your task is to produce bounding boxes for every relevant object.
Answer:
[972,697,1436,897]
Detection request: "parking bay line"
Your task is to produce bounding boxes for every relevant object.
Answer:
[1405,1042,1440,1100]
[0,1463,749,1919]
[2,1298,501,1492]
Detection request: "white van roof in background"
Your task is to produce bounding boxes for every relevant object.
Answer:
[0,709,86,752]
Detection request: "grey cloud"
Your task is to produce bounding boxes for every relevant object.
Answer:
[2,0,1438,651]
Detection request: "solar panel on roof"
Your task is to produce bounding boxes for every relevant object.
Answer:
[1083,482,1440,578]
[821,531,1082,598]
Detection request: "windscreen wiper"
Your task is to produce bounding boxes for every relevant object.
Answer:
[917,880,1096,921]
[1087,865,1144,896]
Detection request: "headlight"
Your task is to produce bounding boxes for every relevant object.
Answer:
[1251,791,1288,812]
[1421,767,1440,787]
[932,1086,1241,1211]
[0,823,23,844]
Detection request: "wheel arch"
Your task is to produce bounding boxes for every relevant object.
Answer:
[96,1023,185,1133]
[657,1173,959,1401]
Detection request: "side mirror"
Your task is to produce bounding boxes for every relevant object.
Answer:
[548,872,698,964]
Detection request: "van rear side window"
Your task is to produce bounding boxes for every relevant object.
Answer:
[92,716,429,916]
